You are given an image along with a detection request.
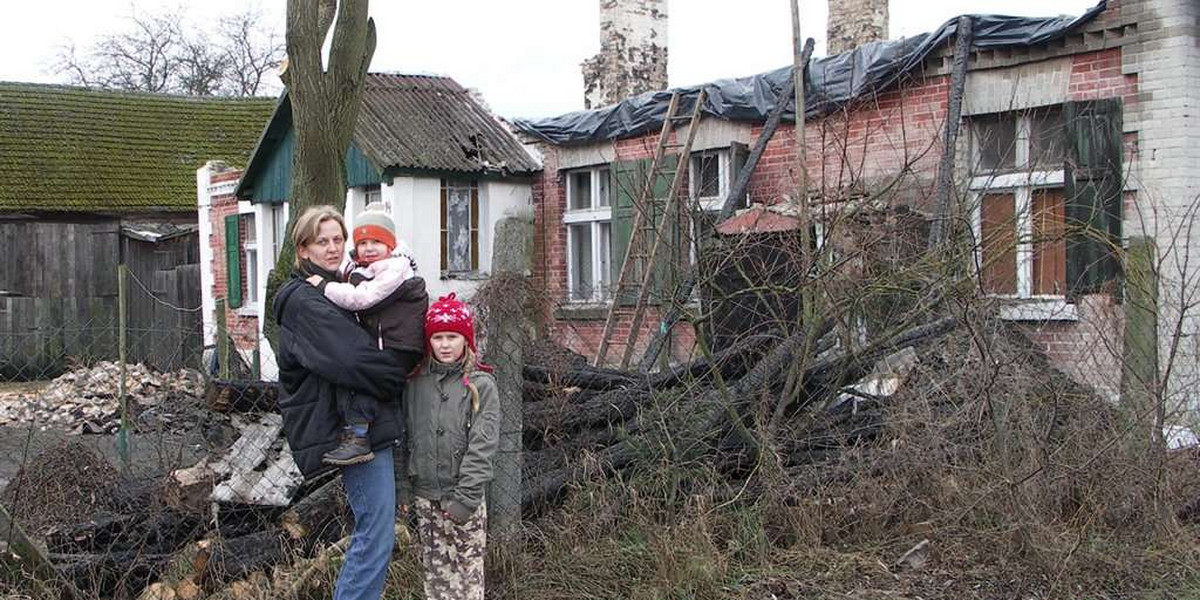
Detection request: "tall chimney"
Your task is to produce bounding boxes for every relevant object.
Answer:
[581,0,668,110]
[827,0,888,55]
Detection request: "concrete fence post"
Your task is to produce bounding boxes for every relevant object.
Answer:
[487,215,532,539]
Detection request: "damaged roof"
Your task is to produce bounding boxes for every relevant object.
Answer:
[513,1,1106,145]
[0,82,274,212]
[236,73,539,202]
[356,74,539,175]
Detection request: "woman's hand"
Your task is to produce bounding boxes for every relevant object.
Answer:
[306,274,323,286]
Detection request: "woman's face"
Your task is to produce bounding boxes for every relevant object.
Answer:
[297,219,345,272]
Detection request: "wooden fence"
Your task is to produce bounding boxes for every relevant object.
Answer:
[0,263,202,380]
[0,220,203,380]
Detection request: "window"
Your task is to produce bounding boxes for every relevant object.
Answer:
[441,180,479,273]
[689,150,730,211]
[242,213,259,305]
[565,166,613,301]
[365,184,386,211]
[270,205,287,262]
[970,106,1069,299]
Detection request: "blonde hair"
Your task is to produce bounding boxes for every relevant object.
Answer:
[413,347,482,414]
[291,205,348,269]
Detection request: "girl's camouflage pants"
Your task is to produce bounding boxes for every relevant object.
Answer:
[413,498,486,600]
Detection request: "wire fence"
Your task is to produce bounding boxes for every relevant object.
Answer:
[0,249,542,599]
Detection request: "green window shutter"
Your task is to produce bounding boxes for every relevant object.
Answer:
[225,214,243,309]
[1064,98,1124,296]
[609,157,678,306]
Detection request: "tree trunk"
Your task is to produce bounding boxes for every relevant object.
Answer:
[264,0,377,344]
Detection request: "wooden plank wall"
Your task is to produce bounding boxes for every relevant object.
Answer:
[0,221,202,379]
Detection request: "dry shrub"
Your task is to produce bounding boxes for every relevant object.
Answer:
[2,440,120,536]
[506,311,1200,599]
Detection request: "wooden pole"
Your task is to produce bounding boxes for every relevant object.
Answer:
[928,16,974,249]
[117,263,130,472]
[0,503,79,598]
[637,39,815,372]
[790,0,812,265]
[216,298,230,379]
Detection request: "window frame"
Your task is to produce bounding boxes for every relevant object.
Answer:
[564,165,613,303]
[969,109,1076,319]
[270,204,287,263]
[688,149,731,212]
[440,179,480,275]
[241,212,259,307]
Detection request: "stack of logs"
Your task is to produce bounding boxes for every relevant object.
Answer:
[23,316,959,599]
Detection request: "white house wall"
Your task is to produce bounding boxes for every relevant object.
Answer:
[217,173,532,380]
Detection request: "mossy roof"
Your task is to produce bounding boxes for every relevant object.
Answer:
[0,82,275,213]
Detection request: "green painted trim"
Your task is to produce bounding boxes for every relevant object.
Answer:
[224,214,242,309]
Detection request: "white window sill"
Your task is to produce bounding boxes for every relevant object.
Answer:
[563,208,612,224]
[996,297,1078,322]
[236,304,261,318]
[556,302,611,320]
[441,271,489,281]
[969,170,1064,191]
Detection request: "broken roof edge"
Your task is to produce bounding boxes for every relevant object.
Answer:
[235,73,540,200]
[512,1,1106,146]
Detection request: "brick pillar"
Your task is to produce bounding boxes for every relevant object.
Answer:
[827,0,888,55]
[581,0,668,109]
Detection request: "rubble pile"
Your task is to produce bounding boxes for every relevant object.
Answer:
[0,361,206,433]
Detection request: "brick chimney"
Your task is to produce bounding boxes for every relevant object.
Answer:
[581,0,668,110]
[827,0,888,55]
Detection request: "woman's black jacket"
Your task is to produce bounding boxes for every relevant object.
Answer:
[273,275,406,477]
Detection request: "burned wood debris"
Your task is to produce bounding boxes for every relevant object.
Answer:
[2,314,971,599]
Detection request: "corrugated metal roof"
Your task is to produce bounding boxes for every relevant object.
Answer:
[353,74,540,175]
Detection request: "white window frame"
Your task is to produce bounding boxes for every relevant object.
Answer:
[565,166,613,303]
[365,185,385,212]
[242,212,260,307]
[689,149,730,212]
[969,110,1076,320]
[270,204,288,262]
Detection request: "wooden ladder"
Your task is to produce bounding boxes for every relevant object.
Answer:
[593,90,707,369]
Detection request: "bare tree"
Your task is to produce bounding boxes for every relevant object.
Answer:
[218,9,285,97]
[176,36,227,96]
[53,7,282,97]
[262,0,376,342]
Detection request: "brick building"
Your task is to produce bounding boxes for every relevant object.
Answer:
[516,0,1200,410]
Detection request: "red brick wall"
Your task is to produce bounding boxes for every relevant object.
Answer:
[532,47,1139,390]
[206,169,259,353]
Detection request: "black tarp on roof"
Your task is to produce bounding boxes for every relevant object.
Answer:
[513,1,1106,146]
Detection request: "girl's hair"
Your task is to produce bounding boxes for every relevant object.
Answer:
[413,346,481,414]
[291,205,348,268]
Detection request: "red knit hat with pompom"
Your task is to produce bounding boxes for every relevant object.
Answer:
[424,293,475,351]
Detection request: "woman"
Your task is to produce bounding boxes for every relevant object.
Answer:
[272,205,415,600]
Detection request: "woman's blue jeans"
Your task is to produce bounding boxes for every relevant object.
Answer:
[334,446,396,600]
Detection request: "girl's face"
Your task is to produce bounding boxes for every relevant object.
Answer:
[430,332,467,364]
[356,238,390,264]
[298,219,345,272]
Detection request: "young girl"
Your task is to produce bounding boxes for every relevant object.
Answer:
[398,293,499,600]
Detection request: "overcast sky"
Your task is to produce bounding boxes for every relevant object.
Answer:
[2,0,1098,120]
